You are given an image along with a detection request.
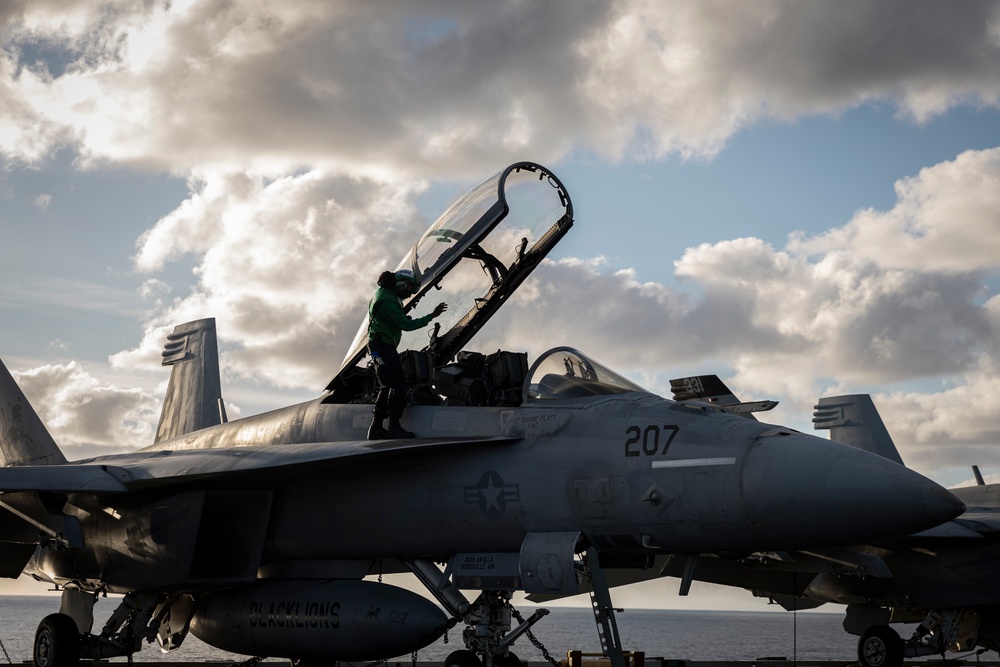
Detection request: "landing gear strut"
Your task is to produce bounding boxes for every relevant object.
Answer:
[459,590,545,667]
[33,590,195,667]
[852,607,983,667]
[409,547,627,667]
[406,559,548,667]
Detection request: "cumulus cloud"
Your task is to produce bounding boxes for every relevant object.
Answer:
[873,360,1000,476]
[138,278,171,300]
[2,1,999,172]
[484,238,993,391]
[12,361,159,458]
[112,167,429,389]
[790,148,1000,272]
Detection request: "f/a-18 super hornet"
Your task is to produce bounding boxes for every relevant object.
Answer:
[632,382,1000,667]
[0,162,964,667]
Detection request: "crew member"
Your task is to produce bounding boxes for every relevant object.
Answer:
[367,269,447,439]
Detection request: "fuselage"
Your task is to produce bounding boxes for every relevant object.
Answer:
[28,389,962,594]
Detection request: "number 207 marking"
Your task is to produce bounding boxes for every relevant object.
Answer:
[624,425,680,457]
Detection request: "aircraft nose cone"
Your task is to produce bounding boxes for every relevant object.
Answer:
[741,431,964,549]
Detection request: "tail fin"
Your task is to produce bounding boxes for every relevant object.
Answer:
[155,318,226,443]
[812,394,904,466]
[0,360,67,466]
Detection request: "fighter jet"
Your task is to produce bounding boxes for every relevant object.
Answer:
[0,162,963,667]
[646,383,1000,667]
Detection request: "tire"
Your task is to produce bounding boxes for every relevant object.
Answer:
[33,613,80,667]
[444,649,483,667]
[858,624,904,667]
[494,652,522,667]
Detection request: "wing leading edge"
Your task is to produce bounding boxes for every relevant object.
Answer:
[0,436,520,494]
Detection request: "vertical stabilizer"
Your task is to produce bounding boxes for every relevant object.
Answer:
[0,360,66,466]
[812,394,904,466]
[155,318,225,443]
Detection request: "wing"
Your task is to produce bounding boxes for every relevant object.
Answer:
[0,436,520,494]
[0,464,130,493]
[910,511,1000,538]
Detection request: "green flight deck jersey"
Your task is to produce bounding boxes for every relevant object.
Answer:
[368,287,435,348]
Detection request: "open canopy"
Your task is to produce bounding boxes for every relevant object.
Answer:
[327,162,573,392]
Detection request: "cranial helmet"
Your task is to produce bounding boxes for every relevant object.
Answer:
[395,269,419,291]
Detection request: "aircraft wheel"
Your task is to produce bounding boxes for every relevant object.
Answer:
[858,624,903,667]
[443,649,483,667]
[494,652,522,667]
[33,613,80,667]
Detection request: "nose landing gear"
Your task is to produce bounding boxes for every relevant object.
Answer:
[410,547,629,667]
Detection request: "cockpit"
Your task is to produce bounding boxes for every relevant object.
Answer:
[418,345,648,407]
[321,162,647,408]
[525,347,647,401]
[360,346,648,408]
[327,161,573,393]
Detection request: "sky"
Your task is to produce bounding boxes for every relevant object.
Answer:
[2,0,1000,611]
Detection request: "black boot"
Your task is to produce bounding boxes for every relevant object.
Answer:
[368,413,389,439]
[386,417,415,439]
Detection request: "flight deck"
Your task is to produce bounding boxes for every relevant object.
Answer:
[18,660,1000,667]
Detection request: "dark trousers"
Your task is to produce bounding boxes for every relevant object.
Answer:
[368,339,407,420]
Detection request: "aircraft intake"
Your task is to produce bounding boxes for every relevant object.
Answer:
[189,579,449,661]
[739,430,965,549]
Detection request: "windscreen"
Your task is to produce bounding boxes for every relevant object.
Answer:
[525,347,647,401]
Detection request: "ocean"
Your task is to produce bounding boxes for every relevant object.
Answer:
[0,596,876,664]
